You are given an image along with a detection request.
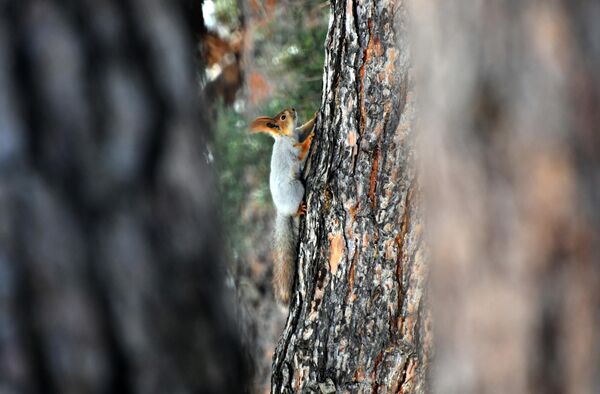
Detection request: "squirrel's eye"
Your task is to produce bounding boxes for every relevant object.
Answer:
[281,115,287,121]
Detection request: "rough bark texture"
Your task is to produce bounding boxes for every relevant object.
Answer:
[411,1,600,393]
[0,1,247,393]
[272,0,428,392]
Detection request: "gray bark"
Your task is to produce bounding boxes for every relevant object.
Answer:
[0,1,247,393]
[411,1,600,393]
[272,0,428,392]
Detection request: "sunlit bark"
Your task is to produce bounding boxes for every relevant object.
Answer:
[271,0,429,392]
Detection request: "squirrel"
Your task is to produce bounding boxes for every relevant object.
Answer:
[250,108,317,305]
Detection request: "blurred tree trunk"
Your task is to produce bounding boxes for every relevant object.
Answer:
[272,0,429,392]
[411,1,600,393]
[0,1,246,393]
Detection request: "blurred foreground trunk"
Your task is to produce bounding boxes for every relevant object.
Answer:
[0,2,246,393]
[272,0,429,392]
[412,1,600,393]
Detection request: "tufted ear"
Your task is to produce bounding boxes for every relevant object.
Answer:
[250,116,280,135]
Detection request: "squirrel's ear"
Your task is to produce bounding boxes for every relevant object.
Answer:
[250,117,280,134]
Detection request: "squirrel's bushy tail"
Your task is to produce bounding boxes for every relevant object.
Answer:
[273,213,297,305]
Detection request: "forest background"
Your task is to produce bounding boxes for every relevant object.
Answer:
[202,0,329,392]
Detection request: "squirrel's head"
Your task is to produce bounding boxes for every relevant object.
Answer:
[249,107,297,137]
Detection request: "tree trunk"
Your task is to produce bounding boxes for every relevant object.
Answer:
[272,0,428,392]
[411,1,600,393]
[0,1,246,393]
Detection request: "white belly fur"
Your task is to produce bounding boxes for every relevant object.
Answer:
[270,137,304,215]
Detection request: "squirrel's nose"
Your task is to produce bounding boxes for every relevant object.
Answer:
[292,108,296,113]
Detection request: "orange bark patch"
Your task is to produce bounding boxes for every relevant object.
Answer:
[395,233,405,294]
[395,187,413,332]
[359,19,375,131]
[371,350,384,386]
[384,48,396,76]
[369,146,380,209]
[347,248,358,299]
[293,367,302,392]
[383,101,393,115]
[362,232,371,247]
[329,232,345,275]
[403,314,415,343]
[348,203,359,220]
[373,123,383,138]
[354,366,366,382]
[348,129,357,147]
[373,36,383,57]
[400,359,417,393]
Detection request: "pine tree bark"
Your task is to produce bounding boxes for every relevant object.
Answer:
[272,0,428,392]
[0,1,246,393]
[411,1,600,393]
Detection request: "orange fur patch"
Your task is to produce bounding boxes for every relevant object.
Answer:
[295,132,314,161]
